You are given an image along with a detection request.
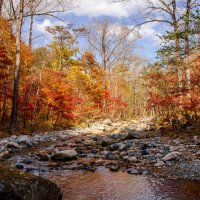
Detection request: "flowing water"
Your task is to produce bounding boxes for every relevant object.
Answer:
[46,168,200,200]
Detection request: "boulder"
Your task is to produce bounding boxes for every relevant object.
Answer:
[0,164,62,200]
[51,149,77,161]
[6,142,21,149]
[16,135,30,145]
[162,151,183,161]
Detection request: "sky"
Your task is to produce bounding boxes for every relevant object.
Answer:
[26,0,169,61]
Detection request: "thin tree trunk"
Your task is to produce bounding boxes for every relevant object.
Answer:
[9,0,24,133]
[29,13,34,49]
[32,65,44,122]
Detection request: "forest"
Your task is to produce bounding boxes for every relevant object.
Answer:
[0,0,199,134]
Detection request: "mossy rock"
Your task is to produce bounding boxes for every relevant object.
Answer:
[0,163,62,200]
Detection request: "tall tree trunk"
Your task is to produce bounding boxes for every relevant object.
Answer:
[185,0,191,92]
[171,0,182,92]
[9,0,24,133]
[0,0,4,16]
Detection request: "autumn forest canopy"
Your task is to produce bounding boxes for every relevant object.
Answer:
[0,0,200,133]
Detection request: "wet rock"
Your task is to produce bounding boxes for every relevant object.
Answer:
[51,149,78,161]
[154,160,165,167]
[162,151,183,161]
[109,165,119,172]
[0,164,62,200]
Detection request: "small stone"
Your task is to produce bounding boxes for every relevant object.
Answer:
[0,151,9,159]
[127,131,141,139]
[127,168,139,175]
[196,151,200,155]
[22,158,33,164]
[109,165,119,172]
[142,149,150,156]
[128,156,137,162]
[110,143,120,151]
[162,151,183,161]
[122,143,132,150]
[91,136,99,142]
[51,149,78,161]
[103,119,113,126]
[154,160,165,167]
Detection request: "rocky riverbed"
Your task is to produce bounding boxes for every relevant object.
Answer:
[0,117,199,182]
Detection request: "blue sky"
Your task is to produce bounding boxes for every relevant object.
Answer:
[25,0,168,61]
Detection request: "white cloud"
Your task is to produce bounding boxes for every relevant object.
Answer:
[70,0,147,18]
[131,22,162,46]
[35,19,66,34]
[140,22,161,45]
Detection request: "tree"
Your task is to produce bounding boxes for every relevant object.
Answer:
[46,25,85,71]
[85,18,138,72]
[0,0,77,132]
[9,0,25,132]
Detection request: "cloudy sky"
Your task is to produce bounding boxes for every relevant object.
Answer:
[27,0,168,60]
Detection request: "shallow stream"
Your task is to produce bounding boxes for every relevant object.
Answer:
[46,168,200,200]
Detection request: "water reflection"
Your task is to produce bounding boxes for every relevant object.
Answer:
[47,168,200,200]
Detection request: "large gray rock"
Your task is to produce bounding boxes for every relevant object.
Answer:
[0,164,62,200]
[16,135,30,144]
[162,151,183,161]
[51,149,78,161]
[6,142,20,149]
